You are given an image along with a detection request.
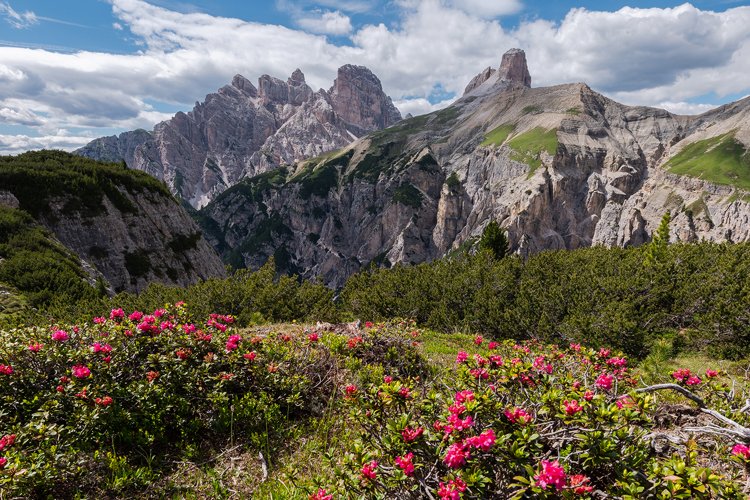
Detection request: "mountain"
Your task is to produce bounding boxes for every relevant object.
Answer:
[76,66,402,208]
[0,151,226,295]
[197,49,750,287]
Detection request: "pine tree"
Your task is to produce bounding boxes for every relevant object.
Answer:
[478,220,509,260]
[645,211,671,268]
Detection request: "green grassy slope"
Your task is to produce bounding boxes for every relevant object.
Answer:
[665,132,750,189]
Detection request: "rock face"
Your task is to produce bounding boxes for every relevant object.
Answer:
[498,48,531,87]
[197,48,750,288]
[77,66,401,208]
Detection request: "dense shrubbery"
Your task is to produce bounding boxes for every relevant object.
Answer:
[0,305,424,497]
[0,150,171,217]
[320,339,750,498]
[341,242,750,359]
[0,207,101,310]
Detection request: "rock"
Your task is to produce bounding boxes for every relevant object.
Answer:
[498,48,531,87]
[464,66,497,95]
[77,65,401,208]
[0,191,20,209]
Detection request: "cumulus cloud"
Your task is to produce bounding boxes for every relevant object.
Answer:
[297,10,353,35]
[0,1,37,29]
[448,0,522,18]
[1,0,750,153]
[0,133,93,155]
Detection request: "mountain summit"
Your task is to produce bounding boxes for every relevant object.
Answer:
[464,48,531,95]
[76,66,401,208]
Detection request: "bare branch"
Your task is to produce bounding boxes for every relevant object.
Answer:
[636,383,706,408]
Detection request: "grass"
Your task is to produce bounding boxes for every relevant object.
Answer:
[391,183,423,209]
[480,124,516,147]
[507,127,558,176]
[665,132,750,190]
[0,283,27,318]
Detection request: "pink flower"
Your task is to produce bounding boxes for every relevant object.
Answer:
[92,342,112,354]
[225,334,242,351]
[732,444,750,460]
[360,460,377,480]
[243,352,257,361]
[583,390,594,401]
[309,489,332,500]
[686,376,702,386]
[0,365,13,375]
[568,474,594,494]
[308,332,320,342]
[0,434,16,451]
[598,348,611,358]
[447,413,473,431]
[474,335,483,345]
[345,384,358,397]
[672,368,692,382]
[616,395,636,410]
[364,321,374,328]
[28,343,43,352]
[395,452,415,476]
[454,390,474,404]
[383,375,393,384]
[109,308,125,320]
[606,357,627,368]
[398,386,411,399]
[467,428,496,451]
[95,396,113,407]
[51,330,69,342]
[71,365,91,379]
[129,310,144,321]
[401,426,424,442]
[488,341,498,350]
[93,316,106,324]
[153,308,166,318]
[535,460,566,491]
[438,478,467,499]
[443,441,470,468]
[595,373,614,391]
[563,400,583,416]
[705,369,719,378]
[505,407,532,425]
[569,343,581,351]
[0,457,6,469]
[469,368,489,379]
[182,323,197,334]
[455,351,468,364]
[175,349,190,360]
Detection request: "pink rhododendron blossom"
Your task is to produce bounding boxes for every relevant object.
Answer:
[616,395,636,410]
[443,441,470,468]
[128,311,144,321]
[360,460,377,480]
[93,316,106,324]
[28,343,43,352]
[535,460,566,491]
[395,452,415,476]
[345,384,358,397]
[95,396,113,407]
[51,330,69,342]
[474,335,483,345]
[583,390,594,401]
[438,478,467,499]
[706,369,719,378]
[563,400,583,415]
[455,351,468,364]
[0,434,15,451]
[71,365,91,379]
[732,444,750,460]
[109,308,125,320]
[401,426,424,442]
[92,343,112,354]
[568,474,594,494]
[309,489,332,500]
[447,413,473,431]
[469,368,489,379]
[686,376,702,386]
[606,357,627,368]
[672,368,691,382]
[488,341,498,350]
[505,407,532,425]
[243,352,256,361]
[0,457,6,469]
[595,373,614,391]
[398,386,411,399]
[225,334,242,351]
[569,343,581,351]
[307,332,320,342]
[153,308,167,318]
[467,428,496,451]
[454,390,474,404]
[598,348,611,358]
[383,375,393,384]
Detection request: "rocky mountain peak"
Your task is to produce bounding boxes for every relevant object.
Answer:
[498,48,531,87]
[288,68,306,85]
[231,74,257,97]
[463,66,497,95]
[329,64,402,136]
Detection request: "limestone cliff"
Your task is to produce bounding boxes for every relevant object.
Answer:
[197,49,750,287]
[77,66,401,208]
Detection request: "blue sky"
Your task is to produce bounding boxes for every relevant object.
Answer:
[1,0,750,153]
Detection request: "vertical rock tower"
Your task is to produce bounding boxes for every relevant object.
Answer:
[464,48,532,95]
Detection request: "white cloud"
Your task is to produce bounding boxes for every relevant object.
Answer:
[0,1,37,29]
[655,101,717,116]
[297,10,353,35]
[448,0,522,18]
[1,0,750,152]
[113,22,123,30]
[393,97,454,116]
[0,133,92,155]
